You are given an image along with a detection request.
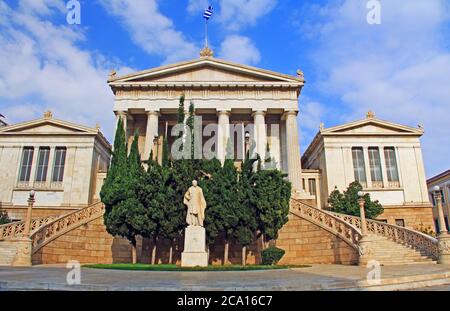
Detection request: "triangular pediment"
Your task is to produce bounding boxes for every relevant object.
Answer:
[0,118,98,135]
[321,118,423,136]
[109,57,304,85]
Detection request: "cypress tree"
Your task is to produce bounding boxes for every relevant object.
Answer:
[101,126,144,264]
[249,169,291,248]
[161,137,170,167]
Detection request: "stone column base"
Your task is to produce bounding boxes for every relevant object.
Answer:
[358,235,378,266]
[437,232,450,265]
[181,226,208,267]
[11,237,32,267]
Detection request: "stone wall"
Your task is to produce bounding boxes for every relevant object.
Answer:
[276,214,359,265]
[32,212,358,266]
[377,205,434,231]
[32,217,132,265]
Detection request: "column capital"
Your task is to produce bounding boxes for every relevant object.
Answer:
[145,110,160,117]
[282,110,298,119]
[252,109,266,117]
[217,109,231,117]
[115,110,127,117]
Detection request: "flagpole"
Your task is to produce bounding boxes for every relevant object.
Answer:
[205,19,208,48]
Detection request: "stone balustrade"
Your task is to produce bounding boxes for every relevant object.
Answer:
[329,211,439,260]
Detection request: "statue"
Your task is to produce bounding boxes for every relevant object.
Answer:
[183,180,207,227]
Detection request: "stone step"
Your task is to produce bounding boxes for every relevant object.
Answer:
[360,235,437,265]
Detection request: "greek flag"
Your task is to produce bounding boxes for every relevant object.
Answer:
[203,5,213,20]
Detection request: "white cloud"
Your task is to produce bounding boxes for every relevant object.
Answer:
[217,0,277,31]
[99,0,200,64]
[0,0,126,142]
[296,0,450,177]
[187,0,209,15]
[218,35,260,65]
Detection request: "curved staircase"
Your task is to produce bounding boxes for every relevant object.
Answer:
[290,199,438,265]
[0,202,104,266]
[30,201,104,254]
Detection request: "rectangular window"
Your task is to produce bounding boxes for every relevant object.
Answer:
[352,147,367,184]
[19,147,34,182]
[35,147,50,182]
[434,219,440,233]
[308,179,316,196]
[430,193,436,206]
[384,147,399,182]
[395,219,405,227]
[368,147,383,183]
[52,147,67,182]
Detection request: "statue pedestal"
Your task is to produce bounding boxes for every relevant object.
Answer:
[181,226,208,267]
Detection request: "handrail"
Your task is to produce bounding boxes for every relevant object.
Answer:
[30,201,105,254]
[0,215,60,241]
[329,211,439,259]
[290,199,362,250]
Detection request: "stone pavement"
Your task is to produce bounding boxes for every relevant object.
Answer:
[0,264,449,291]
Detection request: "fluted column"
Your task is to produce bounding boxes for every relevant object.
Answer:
[217,110,231,163]
[144,110,160,162]
[253,110,267,161]
[284,110,303,193]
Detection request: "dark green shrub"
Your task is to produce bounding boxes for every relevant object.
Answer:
[261,246,285,265]
[0,210,11,225]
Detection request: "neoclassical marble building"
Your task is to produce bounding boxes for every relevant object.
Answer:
[0,49,438,266]
[302,112,433,229]
[0,112,111,220]
[108,49,309,199]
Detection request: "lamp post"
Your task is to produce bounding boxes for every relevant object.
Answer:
[433,186,450,264]
[433,186,448,234]
[23,190,35,237]
[358,191,368,236]
[357,190,375,266]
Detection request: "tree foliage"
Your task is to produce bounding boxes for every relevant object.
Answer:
[328,181,384,219]
[100,95,292,265]
[0,210,11,225]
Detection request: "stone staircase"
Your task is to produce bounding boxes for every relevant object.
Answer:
[291,199,439,266]
[366,235,436,265]
[0,243,17,266]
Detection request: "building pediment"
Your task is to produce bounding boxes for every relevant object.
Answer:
[108,57,304,87]
[0,117,99,136]
[321,117,423,137]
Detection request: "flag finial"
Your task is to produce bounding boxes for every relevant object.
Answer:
[200,46,214,58]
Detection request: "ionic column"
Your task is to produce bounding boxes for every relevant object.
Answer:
[252,110,267,162]
[144,110,160,162]
[283,110,303,193]
[217,110,231,163]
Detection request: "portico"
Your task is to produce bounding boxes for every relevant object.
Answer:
[109,52,308,197]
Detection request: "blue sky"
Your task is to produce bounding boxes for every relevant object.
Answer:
[1,0,449,178]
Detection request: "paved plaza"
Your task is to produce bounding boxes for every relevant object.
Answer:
[0,264,449,291]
